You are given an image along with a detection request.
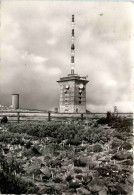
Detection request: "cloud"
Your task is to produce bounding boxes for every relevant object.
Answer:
[0,1,133,112]
[46,38,57,45]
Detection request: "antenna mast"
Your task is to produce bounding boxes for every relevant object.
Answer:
[71,15,75,75]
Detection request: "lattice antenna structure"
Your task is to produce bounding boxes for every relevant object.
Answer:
[71,15,75,75]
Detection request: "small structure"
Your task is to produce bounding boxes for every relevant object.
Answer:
[12,94,19,109]
[54,107,58,113]
[114,106,118,117]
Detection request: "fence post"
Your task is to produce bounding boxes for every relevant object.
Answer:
[48,111,51,121]
[81,113,83,121]
[17,112,20,123]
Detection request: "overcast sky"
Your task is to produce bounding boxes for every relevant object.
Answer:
[0,1,134,112]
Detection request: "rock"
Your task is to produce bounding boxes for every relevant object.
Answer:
[65,188,76,193]
[88,161,97,170]
[55,154,62,160]
[98,156,110,162]
[82,174,93,184]
[111,152,133,161]
[99,189,107,195]
[108,185,127,195]
[88,179,106,193]
[51,159,61,168]
[40,166,52,179]
[75,146,86,152]
[88,184,103,193]
[69,181,81,188]
[53,177,63,183]
[77,187,91,195]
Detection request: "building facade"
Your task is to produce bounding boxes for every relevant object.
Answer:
[57,74,88,113]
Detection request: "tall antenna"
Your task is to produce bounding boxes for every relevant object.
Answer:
[71,15,75,75]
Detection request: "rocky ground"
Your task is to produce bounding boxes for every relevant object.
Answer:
[0,117,133,194]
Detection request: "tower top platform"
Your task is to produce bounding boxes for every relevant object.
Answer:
[57,73,89,84]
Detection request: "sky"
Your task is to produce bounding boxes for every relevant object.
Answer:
[0,1,134,112]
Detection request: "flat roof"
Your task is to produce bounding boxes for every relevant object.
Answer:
[57,74,89,83]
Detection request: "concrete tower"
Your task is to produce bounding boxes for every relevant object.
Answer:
[57,15,89,113]
[12,94,19,109]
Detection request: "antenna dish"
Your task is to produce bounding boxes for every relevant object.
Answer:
[65,84,70,89]
[79,83,84,89]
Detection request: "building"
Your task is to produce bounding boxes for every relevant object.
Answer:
[12,94,19,109]
[57,15,89,113]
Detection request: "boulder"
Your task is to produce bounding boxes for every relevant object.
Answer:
[111,152,133,161]
[108,185,127,195]
[69,181,81,188]
[88,179,106,193]
[77,187,91,195]
[99,189,107,195]
[40,166,52,179]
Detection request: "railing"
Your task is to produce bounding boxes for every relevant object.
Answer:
[0,110,133,123]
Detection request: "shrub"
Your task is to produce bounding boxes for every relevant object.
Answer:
[107,111,112,120]
[74,168,83,174]
[32,146,41,155]
[0,134,5,142]
[93,144,103,152]
[25,141,32,149]
[113,133,125,141]
[96,167,110,177]
[66,175,73,182]
[122,142,132,150]
[74,158,87,167]
[111,139,122,149]
[88,161,97,170]
[53,177,62,183]
[1,116,8,124]
[75,174,83,180]
[67,138,81,146]
[97,118,107,125]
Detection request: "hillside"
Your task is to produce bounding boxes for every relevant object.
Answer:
[0,116,133,194]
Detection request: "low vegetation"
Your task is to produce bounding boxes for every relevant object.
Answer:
[0,114,133,194]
